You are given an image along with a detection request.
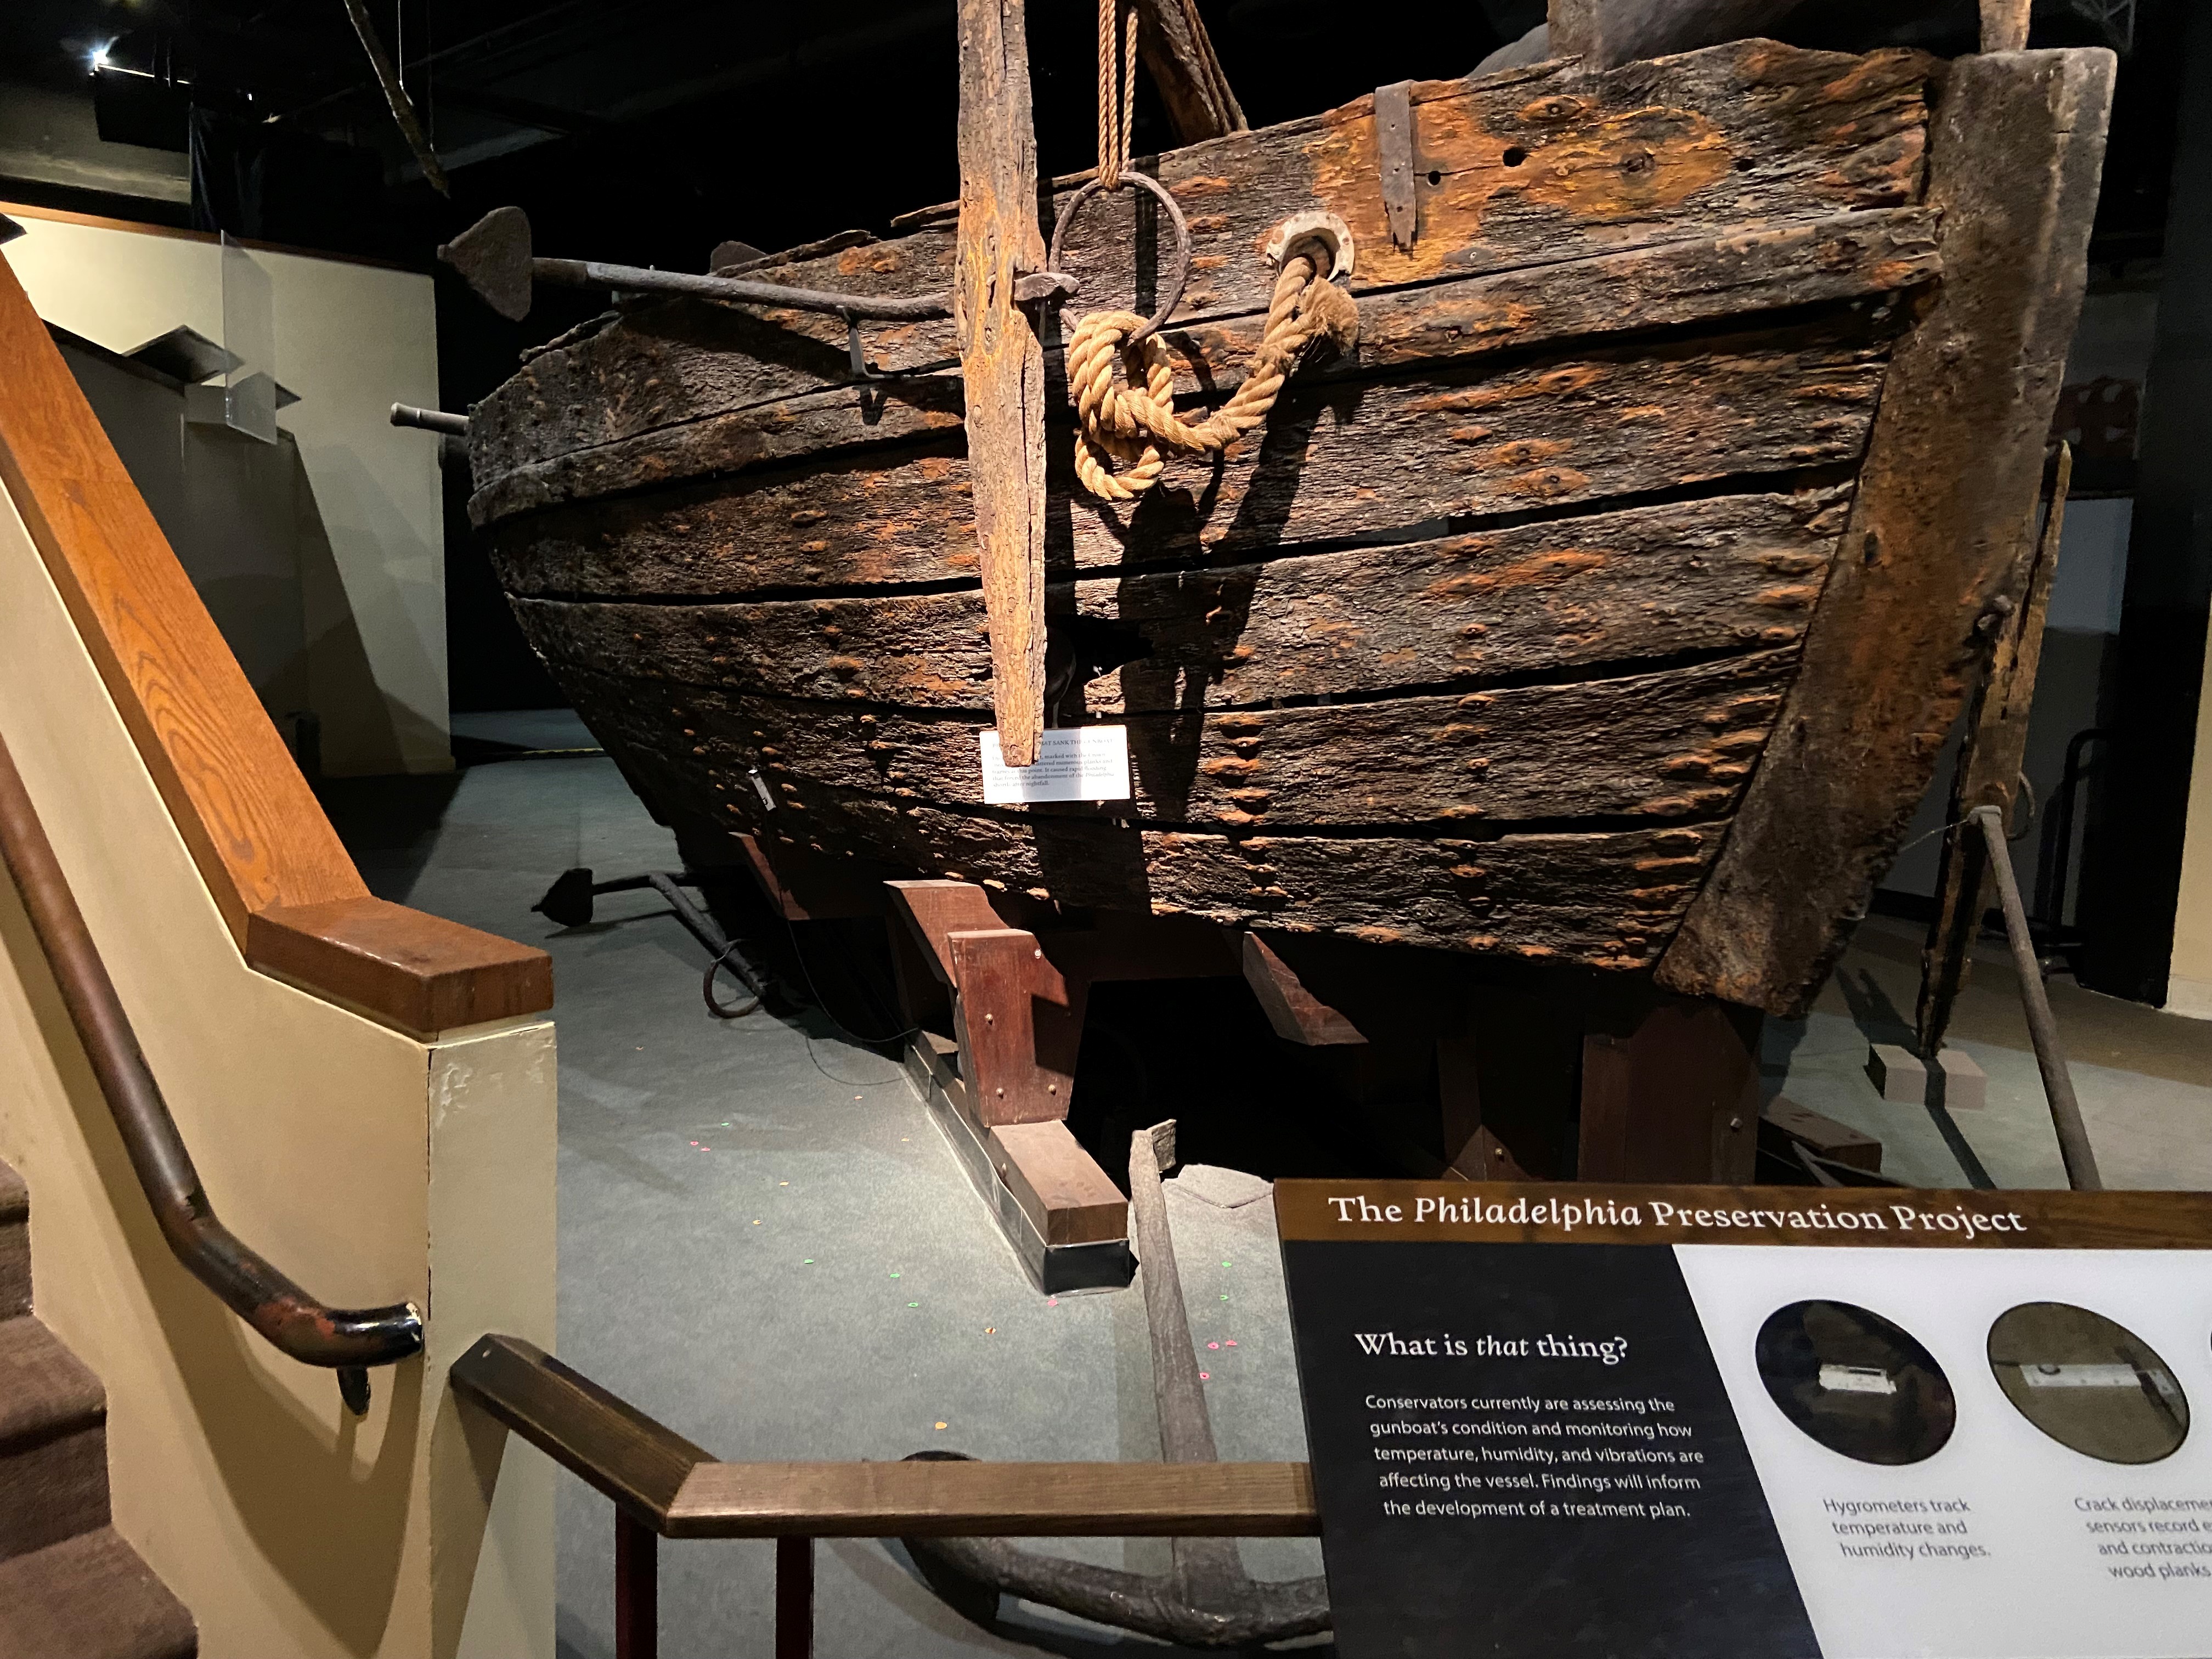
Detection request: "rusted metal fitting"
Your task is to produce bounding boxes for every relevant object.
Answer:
[1048,171,1194,346]
[1263,211,1356,281]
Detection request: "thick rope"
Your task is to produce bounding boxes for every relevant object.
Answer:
[1066,253,1358,501]
[1070,0,1352,500]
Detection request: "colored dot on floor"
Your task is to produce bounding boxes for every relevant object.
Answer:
[907,1302,919,1308]
[935,1421,947,1430]
[1207,1342,1219,1350]
[1199,1372,1211,1380]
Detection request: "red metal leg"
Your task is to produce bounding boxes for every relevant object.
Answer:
[776,1536,815,1659]
[615,1510,657,1659]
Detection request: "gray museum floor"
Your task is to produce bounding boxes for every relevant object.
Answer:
[324,711,2212,1659]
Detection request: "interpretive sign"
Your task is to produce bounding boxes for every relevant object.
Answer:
[1276,1183,2212,1659]
[978,725,1131,804]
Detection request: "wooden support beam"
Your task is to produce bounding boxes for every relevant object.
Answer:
[1762,1097,1883,1174]
[1982,0,2033,53]
[1132,0,1245,144]
[1577,998,1761,1183]
[990,1119,1128,1244]
[732,833,889,921]
[885,877,1007,984]
[949,927,1085,1124]
[1917,444,2071,1054]
[1658,49,2115,1016]
[1240,932,1366,1046]
[953,0,1049,766]
[1437,1032,1534,1181]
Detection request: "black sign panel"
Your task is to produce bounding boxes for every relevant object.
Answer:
[1280,1237,1815,1658]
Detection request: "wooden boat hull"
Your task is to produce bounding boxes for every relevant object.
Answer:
[467,40,2111,1017]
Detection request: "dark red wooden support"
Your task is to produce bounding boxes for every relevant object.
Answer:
[1578,997,1763,1183]
[776,1536,816,1659]
[614,1510,657,1659]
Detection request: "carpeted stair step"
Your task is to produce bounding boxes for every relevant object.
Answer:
[0,1527,197,1659]
[0,1160,26,1319]
[0,1312,110,1561]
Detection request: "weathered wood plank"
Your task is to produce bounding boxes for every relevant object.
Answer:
[1134,0,1245,142]
[1658,49,2115,1017]
[953,0,1051,764]
[510,489,1844,713]
[470,208,1933,526]
[557,648,1796,829]
[484,322,1889,598]
[617,744,1719,964]
[468,38,1931,485]
[1916,443,2070,1053]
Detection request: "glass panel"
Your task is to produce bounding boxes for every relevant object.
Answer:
[221,232,278,444]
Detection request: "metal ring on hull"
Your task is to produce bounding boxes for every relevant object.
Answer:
[1047,171,1195,346]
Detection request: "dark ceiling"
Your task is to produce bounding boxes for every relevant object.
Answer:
[0,0,2178,279]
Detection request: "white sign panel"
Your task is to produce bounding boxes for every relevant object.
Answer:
[979,725,1132,804]
[1679,1244,2212,1659]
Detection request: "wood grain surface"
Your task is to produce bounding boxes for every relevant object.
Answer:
[666,1458,1319,1538]
[560,649,1798,830]
[952,0,1051,764]
[0,261,551,1032]
[469,207,1936,524]
[1659,49,2115,1016]
[624,748,1716,964]
[451,1335,711,1522]
[511,489,1844,715]
[465,37,1932,488]
[483,319,1893,597]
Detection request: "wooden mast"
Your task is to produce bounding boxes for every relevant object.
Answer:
[953,0,1050,767]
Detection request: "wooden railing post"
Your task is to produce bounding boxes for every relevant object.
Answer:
[615,1510,658,1659]
[776,1536,815,1659]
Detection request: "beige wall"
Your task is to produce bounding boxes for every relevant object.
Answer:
[2169,617,2212,1019]
[0,475,552,1654]
[2,211,451,777]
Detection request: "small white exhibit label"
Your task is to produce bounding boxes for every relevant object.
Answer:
[979,725,1132,805]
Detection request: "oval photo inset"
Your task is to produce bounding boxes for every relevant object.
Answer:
[1756,1300,1956,1465]
[1987,1302,2188,1465]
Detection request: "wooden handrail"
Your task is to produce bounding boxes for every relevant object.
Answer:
[452,1335,1321,1538]
[0,252,550,1036]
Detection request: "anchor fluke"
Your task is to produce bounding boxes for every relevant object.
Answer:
[439,207,535,322]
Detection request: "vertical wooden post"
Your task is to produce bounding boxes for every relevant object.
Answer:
[949,927,1087,1123]
[1981,0,2032,52]
[1657,49,2115,1015]
[614,1511,657,1659]
[1437,1030,1533,1180]
[775,1536,815,1659]
[1578,998,1762,1183]
[1917,445,2071,1054]
[954,0,1049,766]
[1132,0,1245,142]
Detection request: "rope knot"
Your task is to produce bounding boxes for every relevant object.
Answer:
[1065,254,1358,501]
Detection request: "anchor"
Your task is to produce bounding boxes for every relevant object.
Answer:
[901,1121,1331,1647]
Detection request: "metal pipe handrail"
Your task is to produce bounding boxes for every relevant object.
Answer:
[0,729,422,1412]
